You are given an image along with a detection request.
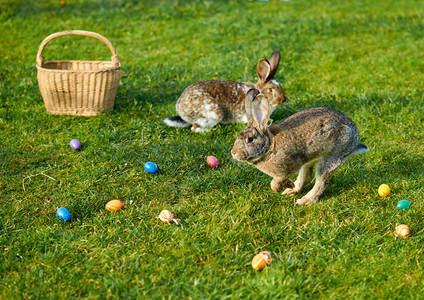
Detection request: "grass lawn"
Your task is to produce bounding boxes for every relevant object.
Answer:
[1,0,424,298]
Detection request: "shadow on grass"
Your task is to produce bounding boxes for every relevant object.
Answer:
[270,91,415,123]
[112,65,187,115]
[3,1,157,20]
[4,0,233,21]
[313,148,424,202]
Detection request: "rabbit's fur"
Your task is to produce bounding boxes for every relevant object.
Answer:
[164,51,286,132]
[231,89,369,205]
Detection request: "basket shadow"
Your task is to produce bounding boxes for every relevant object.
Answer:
[112,66,186,115]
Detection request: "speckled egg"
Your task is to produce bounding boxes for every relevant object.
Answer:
[69,139,81,150]
[105,199,124,212]
[206,156,219,168]
[393,224,410,237]
[158,210,174,224]
[144,162,158,173]
[252,251,272,270]
[56,207,71,222]
[397,200,411,210]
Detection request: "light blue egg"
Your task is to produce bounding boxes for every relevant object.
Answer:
[144,162,158,174]
[56,207,72,222]
[397,200,411,210]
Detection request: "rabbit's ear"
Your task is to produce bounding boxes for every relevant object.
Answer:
[268,51,280,79]
[256,58,271,83]
[251,94,270,132]
[245,89,260,124]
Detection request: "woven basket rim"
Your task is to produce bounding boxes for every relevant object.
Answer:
[37,60,121,73]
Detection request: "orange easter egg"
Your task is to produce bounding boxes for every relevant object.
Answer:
[105,199,124,212]
[252,251,272,270]
[393,224,410,237]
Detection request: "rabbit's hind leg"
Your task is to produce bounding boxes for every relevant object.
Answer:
[191,118,220,133]
[282,159,317,196]
[191,109,224,133]
[296,156,347,205]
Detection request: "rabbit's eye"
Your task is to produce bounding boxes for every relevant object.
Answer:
[268,88,273,93]
[247,137,254,144]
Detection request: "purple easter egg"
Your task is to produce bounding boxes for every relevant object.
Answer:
[69,139,81,150]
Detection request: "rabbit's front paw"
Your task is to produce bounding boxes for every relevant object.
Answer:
[282,187,300,196]
[295,195,319,206]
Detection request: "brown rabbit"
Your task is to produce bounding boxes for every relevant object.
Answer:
[231,89,369,205]
[164,51,287,132]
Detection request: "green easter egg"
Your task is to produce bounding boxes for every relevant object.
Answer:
[397,200,411,210]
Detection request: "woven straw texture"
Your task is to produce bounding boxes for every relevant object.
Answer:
[36,30,121,116]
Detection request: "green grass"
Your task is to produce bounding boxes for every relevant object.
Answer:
[1,0,424,298]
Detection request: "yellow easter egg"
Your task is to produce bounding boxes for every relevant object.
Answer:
[105,199,123,212]
[394,224,410,237]
[252,251,272,270]
[158,210,174,224]
[378,184,390,197]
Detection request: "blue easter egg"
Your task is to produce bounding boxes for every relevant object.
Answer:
[397,200,411,210]
[70,139,81,150]
[56,207,72,222]
[144,162,158,174]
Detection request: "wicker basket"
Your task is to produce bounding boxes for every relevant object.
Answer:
[36,30,121,116]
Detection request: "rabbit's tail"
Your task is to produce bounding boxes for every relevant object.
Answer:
[351,143,369,156]
[163,116,190,128]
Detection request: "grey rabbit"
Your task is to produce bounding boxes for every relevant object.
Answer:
[231,89,369,205]
[164,51,286,132]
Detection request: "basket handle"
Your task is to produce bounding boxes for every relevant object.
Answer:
[36,30,120,67]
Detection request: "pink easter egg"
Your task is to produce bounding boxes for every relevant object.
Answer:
[206,156,219,168]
